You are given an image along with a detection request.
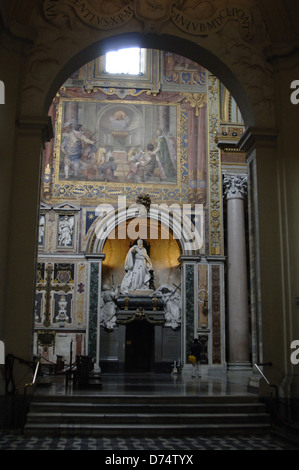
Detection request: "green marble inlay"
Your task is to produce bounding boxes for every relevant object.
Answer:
[185,264,195,359]
[88,263,99,360]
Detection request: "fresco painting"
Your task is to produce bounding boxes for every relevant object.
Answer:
[57,100,178,185]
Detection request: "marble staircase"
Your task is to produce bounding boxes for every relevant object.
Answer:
[23,393,271,436]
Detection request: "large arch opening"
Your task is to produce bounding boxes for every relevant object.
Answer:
[3,0,299,427]
[35,35,252,376]
[44,33,254,127]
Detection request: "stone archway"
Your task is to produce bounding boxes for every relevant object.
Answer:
[1,1,291,394]
[85,202,201,371]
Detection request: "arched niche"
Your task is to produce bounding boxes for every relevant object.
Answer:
[86,203,203,258]
[84,203,202,370]
[93,217,182,291]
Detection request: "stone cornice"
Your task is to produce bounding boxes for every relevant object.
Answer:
[178,254,201,263]
[17,115,53,143]
[85,253,106,261]
[238,127,278,153]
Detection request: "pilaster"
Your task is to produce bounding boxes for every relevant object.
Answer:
[3,116,53,388]
[238,128,288,387]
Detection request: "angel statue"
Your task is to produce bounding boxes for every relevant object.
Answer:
[152,284,181,330]
[100,284,119,330]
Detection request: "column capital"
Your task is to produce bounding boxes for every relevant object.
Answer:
[223,174,247,200]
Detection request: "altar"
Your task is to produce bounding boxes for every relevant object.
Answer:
[100,314,181,373]
[100,290,182,372]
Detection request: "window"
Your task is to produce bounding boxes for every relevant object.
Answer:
[105,47,146,75]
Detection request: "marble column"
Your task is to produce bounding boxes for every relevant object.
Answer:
[179,255,201,370]
[223,174,250,370]
[85,253,105,371]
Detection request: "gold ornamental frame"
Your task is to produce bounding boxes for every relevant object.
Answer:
[51,93,187,205]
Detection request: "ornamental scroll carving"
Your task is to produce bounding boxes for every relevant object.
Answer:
[223,174,247,199]
[43,0,255,41]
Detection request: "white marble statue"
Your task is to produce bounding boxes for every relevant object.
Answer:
[39,215,45,244]
[100,284,119,330]
[120,239,153,294]
[58,215,74,247]
[57,295,68,321]
[152,284,181,329]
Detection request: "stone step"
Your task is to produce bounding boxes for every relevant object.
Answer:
[26,411,270,425]
[28,401,267,415]
[24,393,271,437]
[30,393,263,404]
[24,422,271,437]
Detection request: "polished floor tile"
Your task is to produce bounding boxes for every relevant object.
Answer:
[37,371,258,397]
[0,432,296,450]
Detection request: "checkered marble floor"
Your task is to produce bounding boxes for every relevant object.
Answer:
[0,432,297,450]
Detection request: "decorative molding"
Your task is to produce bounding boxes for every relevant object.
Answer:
[181,93,207,116]
[40,202,52,211]
[44,0,135,30]
[90,87,159,98]
[43,1,256,42]
[53,202,81,212]
[85,253,106,260]
[171,4,255,41]
[207,73,222,256]
[117,307,165,325]
[135,0,172,28]
[178,255,201,263]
